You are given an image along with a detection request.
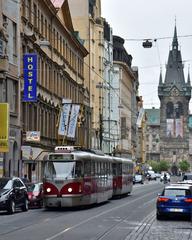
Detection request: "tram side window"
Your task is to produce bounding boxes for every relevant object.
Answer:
[117,163,122,175]
[112,163,117,176]
[91,161,95,176]
[75,161,83,177]
[84,160,91,176]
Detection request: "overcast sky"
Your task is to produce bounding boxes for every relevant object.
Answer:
[101,0,192,110]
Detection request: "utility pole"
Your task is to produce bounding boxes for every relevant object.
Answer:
[99,113,103,150]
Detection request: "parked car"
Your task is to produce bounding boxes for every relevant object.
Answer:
[147,170,156,181]
[133,174,144,184]
[0,177,29,214]
[26,182,43,208]
[160,172,170,182]
[156,184,192,220]
[182,173,192,181]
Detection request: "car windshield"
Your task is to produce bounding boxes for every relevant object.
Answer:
[135,175,142,180]
[0,179,12,190]
[44,161,82,180]
[163,188,191,197]
[183,175,192,180]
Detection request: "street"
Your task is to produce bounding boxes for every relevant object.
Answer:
[0,180,192,240]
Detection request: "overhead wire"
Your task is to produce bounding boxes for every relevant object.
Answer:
[17,0,192,113]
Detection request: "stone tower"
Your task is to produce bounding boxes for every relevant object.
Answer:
[158,26,191,168]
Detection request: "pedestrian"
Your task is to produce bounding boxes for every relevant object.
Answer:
[22,174,30,184]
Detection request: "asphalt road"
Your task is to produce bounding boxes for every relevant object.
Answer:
[0,179,191,240]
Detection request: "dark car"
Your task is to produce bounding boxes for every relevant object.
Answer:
[26,182,43,208]
[156,184,192,220]
[183,173,192,181]
[133,174,144,184]
[0,177,29,214]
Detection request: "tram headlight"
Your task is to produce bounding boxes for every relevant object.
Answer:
[68,187,73,193]
[46,187,51,193]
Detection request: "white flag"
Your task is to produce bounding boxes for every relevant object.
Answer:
[67,104,80,138]
[58,99,72,136]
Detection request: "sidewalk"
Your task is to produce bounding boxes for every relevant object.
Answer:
[125,211,192,240]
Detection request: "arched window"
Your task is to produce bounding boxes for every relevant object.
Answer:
[166,102,173,118]
[175,101,183,118]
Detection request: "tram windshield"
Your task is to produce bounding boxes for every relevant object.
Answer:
[44,161,82,179]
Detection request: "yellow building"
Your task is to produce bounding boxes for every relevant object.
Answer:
[69,0,104,149]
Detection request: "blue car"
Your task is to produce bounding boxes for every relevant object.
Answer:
[156,184,192,220]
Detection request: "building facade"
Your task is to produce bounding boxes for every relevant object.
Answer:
[112,36,136,157]
[145,108,160,162]
[20,0,88,180]
[0,0,21,177]
[158,26,191,170]
[69,0,105,149]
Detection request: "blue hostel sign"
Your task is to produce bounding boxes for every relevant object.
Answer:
[23,54,37,102]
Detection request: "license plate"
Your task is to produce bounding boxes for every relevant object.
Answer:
[169,208,183,212]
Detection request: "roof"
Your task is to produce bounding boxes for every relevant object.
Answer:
[165,184,192,190]
[145,108,160,125]
[51,0,65,8]
[164,26,185,88]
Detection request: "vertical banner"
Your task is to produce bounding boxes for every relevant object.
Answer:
[136,108,144,127]
[67,104,80,138]
[58,99,72,136]
[0,103,9,152]
[23,54,37,102]
[175,116,183,138]
[166,119,174,137]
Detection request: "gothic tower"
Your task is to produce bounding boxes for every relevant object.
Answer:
[158,26,191,167]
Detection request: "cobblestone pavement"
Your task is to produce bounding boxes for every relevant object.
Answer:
[125,211,192,240]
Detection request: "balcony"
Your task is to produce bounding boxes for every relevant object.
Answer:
[0,56,9,72]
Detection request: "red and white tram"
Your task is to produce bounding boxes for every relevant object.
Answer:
[112,156,133,196]
[43,146,133,208]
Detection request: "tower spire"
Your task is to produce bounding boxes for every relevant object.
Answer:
[159,68,163,85]
[172,22,178,50]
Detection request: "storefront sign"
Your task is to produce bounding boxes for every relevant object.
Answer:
[23,54,37,102]
[0,103,9,152]
[26,131,40,142]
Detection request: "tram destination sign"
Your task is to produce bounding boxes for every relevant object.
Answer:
[49,154,73,161]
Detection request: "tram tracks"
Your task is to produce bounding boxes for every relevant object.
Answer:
[0,183,162,240]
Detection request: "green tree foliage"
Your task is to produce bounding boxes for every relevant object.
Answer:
[147,160,170,172]
[158,160,170,172]
[179,160,190,173]
[147,160,160,172]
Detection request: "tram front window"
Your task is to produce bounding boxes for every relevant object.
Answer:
[44,161,83,179]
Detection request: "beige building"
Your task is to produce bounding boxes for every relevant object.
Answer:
[69,0,105,149]
[112,36,137,157]
[20,0,88,180]
[136,97,147,166]
[0,0,21,177]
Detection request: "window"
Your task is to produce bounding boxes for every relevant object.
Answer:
[2,80,7,101]
[0,36,3,56]
[45,19,47,38]
[13,22,17,56]
[9,80,18,113]
[41,14,44,36]
[33,3,37,28]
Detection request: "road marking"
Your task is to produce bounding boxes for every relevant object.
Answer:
[45,189,160,240]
